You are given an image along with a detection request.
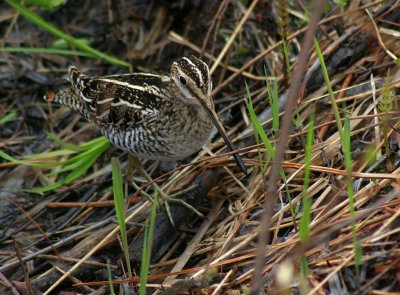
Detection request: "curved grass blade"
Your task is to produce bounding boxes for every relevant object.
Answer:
[0,149,69,169]
[25,140,109,193]
[45,132,89,152]
[111,158,132,279]
[0,47,93,57]
[5,0,129,67]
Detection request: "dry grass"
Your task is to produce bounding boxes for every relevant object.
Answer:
[1,0,400,294]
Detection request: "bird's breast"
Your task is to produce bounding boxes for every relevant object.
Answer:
[99,103,214,161]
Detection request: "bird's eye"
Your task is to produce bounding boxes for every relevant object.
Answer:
[179,76,187,85]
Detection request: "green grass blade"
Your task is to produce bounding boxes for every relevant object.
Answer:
[5,0,129,67]
[299,112,315,278]
[245,82,275,158]
[45,132,87,152]
[25,153,95,193]
[0,47,93,57]
[139,220,150,295]
[299,112,314,243]
[0,111,18,125]
[343,114,362,271]
[139,191,158,295]
[281,39,292,81]
[313,37,343,139]
[26,141,109,193]
[0,149,65,169]
[23,0,65,11]
[111,158,132,279]
[36,137,110,168]
[46,152,91,176]
[25,149,75,160]
[272,79,279,131]
[246,81,296,227]
[1,134,110,192]
[26,136,109,168]
[300,255,308,277]
[60,139,109,164]
[264,67,280,132]
[106,259,116,295]
[79,136,110,149]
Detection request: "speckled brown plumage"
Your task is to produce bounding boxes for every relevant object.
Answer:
[46,56,246,173]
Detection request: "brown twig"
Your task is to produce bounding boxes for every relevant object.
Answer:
[251,2,324,293]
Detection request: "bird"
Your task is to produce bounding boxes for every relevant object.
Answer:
[45,56,247,222]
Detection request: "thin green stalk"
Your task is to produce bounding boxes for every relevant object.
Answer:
[0,47,93,57]
[0,111,18,125]
[26,141,109,193]
[264,67,280,132]
[139,191,158,294]
[245,82,296,228]
[281,39,292,81]
[343,114,362,284]
[313,37,344,139]
[107,259,116,295]
[299,111,315,277]
[111,158,132,280]
[315,37,361,282]
[0,134,110,192]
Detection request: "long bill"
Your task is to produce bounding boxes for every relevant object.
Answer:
[204,107,247,175]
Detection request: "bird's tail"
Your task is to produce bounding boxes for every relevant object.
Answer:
[44,88,85,115]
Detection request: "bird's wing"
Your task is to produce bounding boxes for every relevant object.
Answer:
[69,67,167,127]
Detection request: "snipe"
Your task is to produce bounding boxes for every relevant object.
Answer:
[46,56,246,172]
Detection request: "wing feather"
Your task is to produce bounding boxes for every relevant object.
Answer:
[68,67,167,127]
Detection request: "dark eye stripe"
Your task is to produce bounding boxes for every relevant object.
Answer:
[177,58,200,87]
